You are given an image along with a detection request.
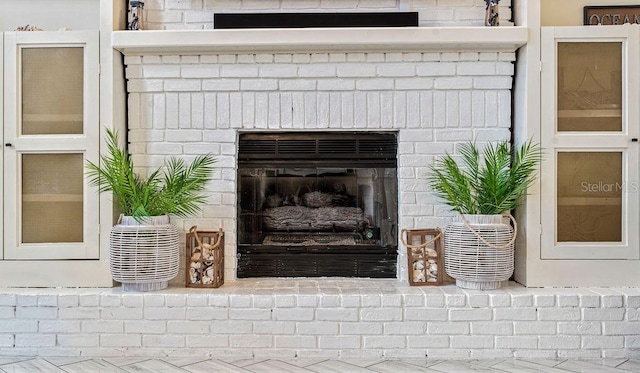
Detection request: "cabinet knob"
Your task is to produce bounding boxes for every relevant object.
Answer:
[4,143,12,147]
[632,138,638,142]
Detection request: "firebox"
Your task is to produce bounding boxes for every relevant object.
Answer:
[237,132,398,278]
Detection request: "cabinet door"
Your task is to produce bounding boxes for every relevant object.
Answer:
[540,26,640,260]
[3,31,99,260]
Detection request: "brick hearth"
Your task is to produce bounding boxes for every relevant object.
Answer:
[0,281,638,359]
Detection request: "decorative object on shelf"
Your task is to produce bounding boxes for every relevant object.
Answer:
[186,226,224,288]
[484,0,499,26]
[401,228,443,286]
[85,128,215,291]
[428,140,541,290]
[15,25,43,31]
[128,0,145,30]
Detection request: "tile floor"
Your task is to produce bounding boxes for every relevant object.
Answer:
[0,357,639,372]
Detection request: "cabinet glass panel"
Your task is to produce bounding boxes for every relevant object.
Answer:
[21,154,83,243]
[557,42,622,132]
[21,47,84,135]
[557,152,622,242]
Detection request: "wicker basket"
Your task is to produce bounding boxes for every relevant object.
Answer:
[109,215,179,292]
[185,226,224,288]
[444,214,515,290]
[401,228,443,286]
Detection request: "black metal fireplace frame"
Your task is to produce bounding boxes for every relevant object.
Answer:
[237,131,398,278]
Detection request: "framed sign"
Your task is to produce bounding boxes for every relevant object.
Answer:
[584,5,640,25]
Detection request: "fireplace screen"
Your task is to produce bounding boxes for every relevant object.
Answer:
[237,132,398,278]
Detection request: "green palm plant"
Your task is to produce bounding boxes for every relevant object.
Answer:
[85,129,216,220]
[428,140,541,215]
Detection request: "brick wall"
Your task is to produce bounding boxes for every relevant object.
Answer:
[124,51,515,283]
[0,284,638,358]
[140,0,514,29]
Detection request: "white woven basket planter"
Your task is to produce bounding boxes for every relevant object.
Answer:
[109,215,179,292]
[444,214,514,290]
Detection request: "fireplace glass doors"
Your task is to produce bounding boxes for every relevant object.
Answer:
[237,132,398,278]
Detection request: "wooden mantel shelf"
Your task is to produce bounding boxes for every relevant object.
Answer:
[112,26,528,55]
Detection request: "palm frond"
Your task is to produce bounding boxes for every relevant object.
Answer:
[85,128,216,220]
[428,139,542,215]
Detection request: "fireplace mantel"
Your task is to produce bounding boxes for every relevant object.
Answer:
[112,26,528,55]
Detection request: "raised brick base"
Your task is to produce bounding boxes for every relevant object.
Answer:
[0,280,638,359]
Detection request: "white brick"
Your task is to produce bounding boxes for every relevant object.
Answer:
[603,322,640,335]
[0,295,17,307]
[318,336,361,349]
[495,336,538,349]
[57,334,98,347]
[17,295,38,307]
[15,307,56,320]
[100,334,142,347]
[260,66,297,78]
[406,335,449,348]
[320,295,340,307]
[181,66,219,78]
[203,79,240,91]
[252,321,294,335]
[297,322,339,335]
[186,335,230,348]
[229,295,253,308]
[230,335,272,348]
[241,79,278,91]
[582,336,624,349]
[298,65,336,77]
[229,309,271,321]
[449,309,491,321]
[582,308,625,321]
[428,322,469,335]
[364,336,405,348]
[167,320,209,334]
[144,307,186,320]
[82,321,123,333]
[356,79,394,91]
[274,336,317,348]
[471,321,512,335]
[340,322,382,335]
[39,320,81,334]
[59,308,100,320]
[494,308,536,321]
[144,65,180,78]
[451,335,494,348]
[538,336,581,349]
[434,77,473,89]
[473,76,512,89]
[143,335,185,348]
[220,66,259,77]
[514,321,557,335]
[124,320,166,334]
[457,62,496,75]
[273,309,314,321]
[558,322,601,335]
[537,308,581,321]
[377,63,415,77]
[416,62,455,76]
[280,79,317,91]
[360,308,402,321]
[337,64,375,77]
[165,80,201,92]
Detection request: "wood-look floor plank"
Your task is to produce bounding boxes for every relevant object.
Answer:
[306,360,378,373]
[0,358,65,373]
[244,360,314,373]
[120,359,188,373]
[368,360,440,373]
[183,359,252,373]
[555,360,634,373]
[60,359,126,373]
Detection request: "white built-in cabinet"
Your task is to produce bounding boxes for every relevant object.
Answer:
[540,25,640,260]
[0,0,126,287]
[3,31,100,260]
[519,24,640,287]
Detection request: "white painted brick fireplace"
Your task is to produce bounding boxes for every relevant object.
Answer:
[124,50,515,284]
